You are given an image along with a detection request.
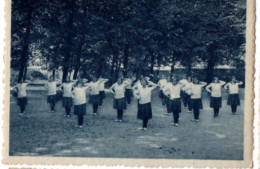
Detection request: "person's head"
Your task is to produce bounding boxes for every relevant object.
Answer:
[92,76,97,82]
[231,76,236,83]
[48,76,54,82]
[193,76,199,84]
[172,76,177,85]
[167,75,171,82]
[182,74,187,79]
[140,78,148,88]
[76,80,83,87]
[117,77,123,85]
[161,75,165,79]
[140,75,144,80]
[65,76,70,83]
[19,78,24,84]
[187,76,192,82]
[213,76,219,83]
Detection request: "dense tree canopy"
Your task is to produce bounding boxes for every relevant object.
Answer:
[11,0,246,83]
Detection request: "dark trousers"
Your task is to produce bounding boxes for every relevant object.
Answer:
[173,111,179,123]
[143,119,148,128]
[162,94,166,106]
[50,102,55,111]
[93,103,98,113]
[187,96,192,111]
[117,109,123,120]
[20,104,25,113]
[126,94,131,104]
[99,92,104,106]
[231,106,237,113]
[214,108,219,117]
[65,106,71,115]
[182,94,189,107]
[78,115,84,125]
[193,108,200,120]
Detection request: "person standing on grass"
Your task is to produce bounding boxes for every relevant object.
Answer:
[183,76,193,113]
[133,77,157,131]
[164,76,184,126]
[157,75,167,106]
[110,77,131,122]
[45,76,61,113]
[206,77,226,118]
[59,76,77,118]
[88,76,105,115]
[179,74,189,109]
[124,74,135,104]
[72,80,89,128]
[162,75,172,116]
[188,76,207,122]
[14,79,31,116]
[98,76,109,107]
[224,76,243,115]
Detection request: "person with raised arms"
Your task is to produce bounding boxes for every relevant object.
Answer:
[206,77,226,117]
[45,76,61,113]
[13,79,31,116]
[157,74,167,106]
[188,76,207,122]
[109,77,131,122]
[98,76,109,107]
[224,76,243,115]
[133,77,157,131]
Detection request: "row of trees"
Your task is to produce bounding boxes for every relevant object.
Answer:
[11,0,246,83]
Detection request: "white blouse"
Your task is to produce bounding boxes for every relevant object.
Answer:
[98,79,108,91]
[157,79,167,90]
[88,81,101,95]
[206,81,226,97]
[190,82,207,99]
[46,82,57,95]
[224,81,243,94]
[110,83,126,99]
[16,83,28,98]
[62,83,74,97]
[166,83,181,99]
[73,87,88,105]
[138,87,153,104]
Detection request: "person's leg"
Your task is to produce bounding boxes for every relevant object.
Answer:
[187,96,192,111]
[183,94,188,108]
[117,110,120,120]
[213,108,217,117]
[78,115,83,126]
[194,108,199,120]
[65,106,71,116]
[216,108,219,116]
[117,110,123,120]
[143,119,148,128]
[20,104,25,114]
[93,103,98,114]
[231,105,237,114]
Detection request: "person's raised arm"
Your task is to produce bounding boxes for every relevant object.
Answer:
[149,82,158,91]
[133,90,140,99]
[224,83,229,90]
[205,83,212,93]
[109,83,116,94]
[237,81,243,86]
[199,81,207,87]
[219,80,226,86]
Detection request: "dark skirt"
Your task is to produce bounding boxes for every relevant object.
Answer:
[17,97,28,106]
[169,98,181,113]
[210,97,222,108]
[125,89,133,97]
[227,94,240,106]
[47,95,57,103]
[74,103,86,115]
[113,98,127,110]
[190,98,203,109]
[62,97,73,107]
[99,91,105,99]
[159,90,163,98]
[89,94,99,104]
[137,102,152,120]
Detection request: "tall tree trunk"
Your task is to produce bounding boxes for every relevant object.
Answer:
[206,48,216,83]
[170,64,175,73]
[123,45,129,76]
[52,69,55,80]
[150,52,155,74]
[18,2,32,83]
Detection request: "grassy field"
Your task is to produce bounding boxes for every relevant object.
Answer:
[9,88,244,160]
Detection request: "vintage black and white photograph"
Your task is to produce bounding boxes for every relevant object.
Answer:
[4,0,254,167]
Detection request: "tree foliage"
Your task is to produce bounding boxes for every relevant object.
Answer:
[11,0,246,83]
